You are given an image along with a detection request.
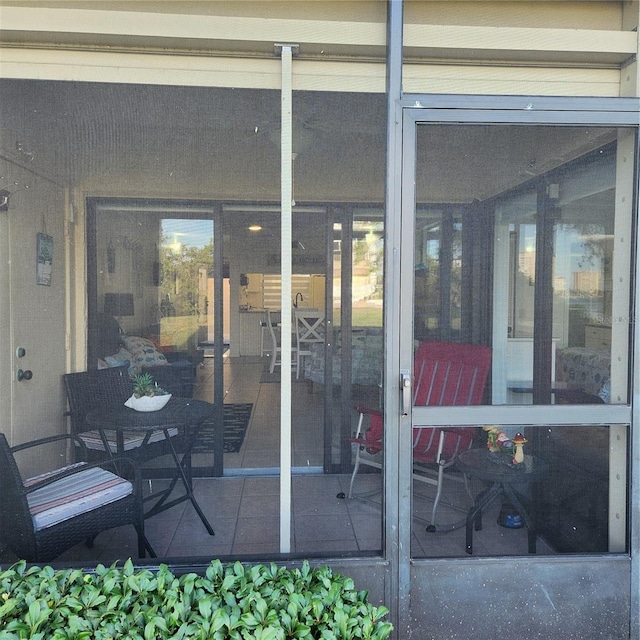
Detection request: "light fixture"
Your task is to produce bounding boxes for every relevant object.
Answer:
[248,225,263,232]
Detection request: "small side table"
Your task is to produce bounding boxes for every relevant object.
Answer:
[456,448,547,555]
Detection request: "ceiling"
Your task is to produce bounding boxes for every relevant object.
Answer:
[0,80,386,201]
[0,78,618,206]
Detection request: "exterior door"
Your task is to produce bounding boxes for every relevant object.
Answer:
[398,106,636,637]
[0,161,67,451]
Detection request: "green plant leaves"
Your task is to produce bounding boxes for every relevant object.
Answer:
[0,560,392,640]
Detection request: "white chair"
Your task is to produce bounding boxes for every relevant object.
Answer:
[267,309,298,374]
[294,310,325,379]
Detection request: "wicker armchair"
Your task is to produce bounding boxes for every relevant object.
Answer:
[63,365,182,464]
[0,432,154,562]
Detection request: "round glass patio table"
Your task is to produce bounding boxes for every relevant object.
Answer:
[86,397,215,535]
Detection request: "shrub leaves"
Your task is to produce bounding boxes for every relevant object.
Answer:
[0,560,392,640]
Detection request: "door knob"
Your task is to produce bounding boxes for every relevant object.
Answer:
[17,369,33,381]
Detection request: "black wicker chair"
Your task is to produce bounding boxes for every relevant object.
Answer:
[63,365,183,464]
[0,432,154,562]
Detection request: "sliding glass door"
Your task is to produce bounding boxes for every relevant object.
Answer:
[88,200,224,477]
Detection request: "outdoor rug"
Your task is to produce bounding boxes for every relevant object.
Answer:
[192,403,253,454]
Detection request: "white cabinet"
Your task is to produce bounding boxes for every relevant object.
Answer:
[238,312,266,356]
[585,324,611,350]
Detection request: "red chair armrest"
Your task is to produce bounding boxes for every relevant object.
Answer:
[354,405,382,417]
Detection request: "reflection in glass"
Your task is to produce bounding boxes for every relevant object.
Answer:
[159,219,214,353]
[500,147,618,404]
[414,209,462,341]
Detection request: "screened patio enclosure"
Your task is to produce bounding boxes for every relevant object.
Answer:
[2,77,634,562]
[1,1,639,637]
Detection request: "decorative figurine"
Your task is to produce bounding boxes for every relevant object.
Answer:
[512,433,527,464]
[483,425,501,452]
[496,431,513,451]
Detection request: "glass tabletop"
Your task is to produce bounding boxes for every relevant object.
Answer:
[86,397,214,432]
[456,447,547,484]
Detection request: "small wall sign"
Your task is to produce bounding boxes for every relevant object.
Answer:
[36,232,53,286]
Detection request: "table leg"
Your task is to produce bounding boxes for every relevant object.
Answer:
[136,527,157,558]
[136,424,215,536]
[466,483,502,555]
[503,484,537,553]
[163,426,215,536]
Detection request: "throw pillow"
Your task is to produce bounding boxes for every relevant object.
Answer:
[122,335,169,373]
[104,347,135,375]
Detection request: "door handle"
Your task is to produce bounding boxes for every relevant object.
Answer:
[400,370,411,416]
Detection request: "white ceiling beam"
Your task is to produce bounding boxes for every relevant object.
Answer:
[404,23,637,65]
[0,6,386,58]
[1,6,636,66]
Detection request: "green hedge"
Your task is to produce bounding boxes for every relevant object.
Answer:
[0,559,392,640]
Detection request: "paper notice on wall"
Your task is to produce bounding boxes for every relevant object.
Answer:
[36,232,53,286]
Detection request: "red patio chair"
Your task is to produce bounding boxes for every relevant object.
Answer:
[347,341,492,531]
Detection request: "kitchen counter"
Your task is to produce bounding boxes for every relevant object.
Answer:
[238,310,269,356]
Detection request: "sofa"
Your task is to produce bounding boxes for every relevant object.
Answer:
[96,313,199,397]
[555,346,611,402]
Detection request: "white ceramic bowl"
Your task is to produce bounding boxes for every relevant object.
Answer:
[124,393,172,412]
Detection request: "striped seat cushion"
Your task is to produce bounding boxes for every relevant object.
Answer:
[78,428,179,452]
[24,463,133,531]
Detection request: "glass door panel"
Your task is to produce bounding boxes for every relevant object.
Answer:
[221,87,386,556]
[93,205,219,476]
[282,89,385,556]
[408,123,634,558]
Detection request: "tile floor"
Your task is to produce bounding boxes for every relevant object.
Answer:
[1,355,553,565]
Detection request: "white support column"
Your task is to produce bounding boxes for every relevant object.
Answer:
[277,43,295,554]
[608,128,635,551]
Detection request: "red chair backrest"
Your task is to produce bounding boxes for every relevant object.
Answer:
[357,341,491,457]
[411,341,492,461]
[413,341,491,408]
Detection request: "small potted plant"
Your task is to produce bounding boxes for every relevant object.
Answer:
[125,372,171,412]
